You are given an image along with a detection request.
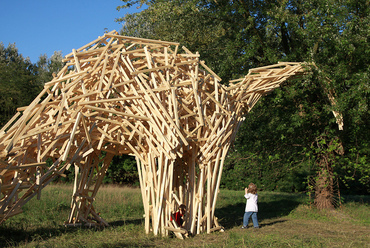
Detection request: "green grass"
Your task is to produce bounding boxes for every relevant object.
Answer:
[1,185,369,247]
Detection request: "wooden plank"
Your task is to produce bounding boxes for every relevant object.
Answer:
[62,112,82,161]
[105,33,180,47]
[207,160,211,233]
[44,71,87,87]
[17,162,47,169]
[72,49,81,72]
[78,96,141,105]
[0,112,20,135]
[0,179,22,213]
[84,105,150,121]
[163,225,187,234]
[166,222,184,239]
[107,52,122,89]
[64,34,107,58]
[199,61,222,81]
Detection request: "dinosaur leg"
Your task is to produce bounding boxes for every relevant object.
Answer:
[66,151,114,227]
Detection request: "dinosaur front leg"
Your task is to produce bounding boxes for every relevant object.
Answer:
[136,151,178,236]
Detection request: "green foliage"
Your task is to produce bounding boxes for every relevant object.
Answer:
[117,0,370,194]
[0,43,41,127]
[35,51,64,84]
[105,155,139,185]
[0,43,64,128]
[1,0,369,191]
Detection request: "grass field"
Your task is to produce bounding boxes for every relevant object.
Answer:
[0,184,369,247]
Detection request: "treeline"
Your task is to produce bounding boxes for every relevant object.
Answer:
[0,43,64,127]
[1,0,369,198]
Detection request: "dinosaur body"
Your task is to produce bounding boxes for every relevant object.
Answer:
[0,31,304,236]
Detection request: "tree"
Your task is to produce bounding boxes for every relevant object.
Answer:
[0,43,41,127]
[105,155,139,185]
[36,51,64,84]
[0,44,65,128]
[116,0,370,200]
[117,0,284,82]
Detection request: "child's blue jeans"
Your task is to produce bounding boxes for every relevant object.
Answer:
[243,211,259,227]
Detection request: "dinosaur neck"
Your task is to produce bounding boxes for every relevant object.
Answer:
[224,62,304,116]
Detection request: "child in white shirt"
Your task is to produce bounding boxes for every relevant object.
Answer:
[242,183,259,229]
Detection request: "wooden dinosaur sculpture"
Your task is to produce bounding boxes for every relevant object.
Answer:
[0,30,306,237]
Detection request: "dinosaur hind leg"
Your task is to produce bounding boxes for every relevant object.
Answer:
[66,151,114,227]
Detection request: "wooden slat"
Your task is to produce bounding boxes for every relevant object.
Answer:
[84,105,150,121]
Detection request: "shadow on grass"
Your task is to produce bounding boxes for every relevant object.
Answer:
[342,195,370,204]
[109,218,144,227]
[0,225,82,247]
[100,240,156,248]
[103,243,154,248]
[215,197,302,229]
[0,218,145,247]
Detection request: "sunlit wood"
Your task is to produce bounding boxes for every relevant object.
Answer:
[0,31,306,237]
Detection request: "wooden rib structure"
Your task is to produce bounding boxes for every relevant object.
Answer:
[0,31,305,237]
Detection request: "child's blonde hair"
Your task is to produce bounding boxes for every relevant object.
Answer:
[248,183,257,194]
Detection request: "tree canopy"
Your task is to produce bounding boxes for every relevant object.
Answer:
[117,0,370,195]
[0,44,64,127]
[0,1,368,197]
[0,43,39,127]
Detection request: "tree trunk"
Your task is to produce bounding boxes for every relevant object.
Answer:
[313,135,344,210]
[314,160,335,210]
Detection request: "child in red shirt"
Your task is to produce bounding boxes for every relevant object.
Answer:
[171,204,186,227]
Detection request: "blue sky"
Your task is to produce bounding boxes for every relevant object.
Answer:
[0,0,141,63]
